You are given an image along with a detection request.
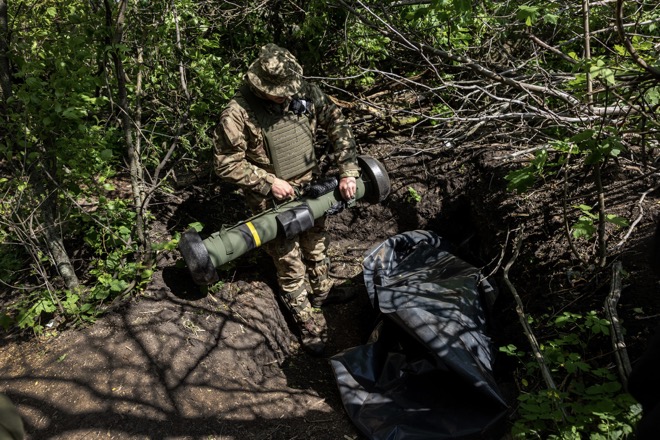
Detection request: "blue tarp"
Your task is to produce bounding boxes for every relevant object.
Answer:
[330,230,509,440]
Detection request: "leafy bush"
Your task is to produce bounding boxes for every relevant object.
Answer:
[502,311,641,439]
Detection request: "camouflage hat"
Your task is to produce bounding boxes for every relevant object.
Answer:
[246,44,303,97]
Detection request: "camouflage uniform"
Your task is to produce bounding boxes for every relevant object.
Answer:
[212,44,359,354]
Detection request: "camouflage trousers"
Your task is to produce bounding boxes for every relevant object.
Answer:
[263,215,333,310]
[246,189,333,310]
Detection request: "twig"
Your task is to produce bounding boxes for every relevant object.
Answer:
[494,145,548,160]
[562,151,588,266]
[502,227,568,421]
[528,33,577,65]
[481,228,511,280]
[604,260,632,390]
[613,185,659,250]
[616,0,660,80]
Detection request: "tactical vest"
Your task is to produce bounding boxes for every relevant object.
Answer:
[240,85,316,180]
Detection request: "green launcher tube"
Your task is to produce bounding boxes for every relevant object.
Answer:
[178,156,390,285]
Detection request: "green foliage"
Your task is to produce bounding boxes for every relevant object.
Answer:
[506,129,625,195]
[208,280,226,295]
[400,0,486,51]
[406,187,423,204]
[502,311,641,439]
[152,222,202,253]
[339,23,391,87]
[505,148,556,193]
[564,130,622,165]
[517,6,540,27]
[79,197,153,301]
[8,289,96,335]
[504,127,628,264]
[0,244,26,285]
[572,205,628,240]
[15,291,58,334]
[645,86,660,106]
[2,0,230,334]
[589,58,616,86]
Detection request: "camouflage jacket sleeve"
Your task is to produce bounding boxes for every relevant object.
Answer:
[306,83,360,178]
[212,97,276,196]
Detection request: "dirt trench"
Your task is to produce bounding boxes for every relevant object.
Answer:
[2,135,660,439]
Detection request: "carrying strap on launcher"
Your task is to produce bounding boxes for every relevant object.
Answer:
[240,85,316,180]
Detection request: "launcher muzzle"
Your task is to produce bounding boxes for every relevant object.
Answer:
[179,155,390,285]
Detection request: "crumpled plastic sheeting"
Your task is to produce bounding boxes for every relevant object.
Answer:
[330,230,509,440]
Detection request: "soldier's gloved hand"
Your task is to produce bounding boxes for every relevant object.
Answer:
[271,177,295,201]
[339,176,356,201]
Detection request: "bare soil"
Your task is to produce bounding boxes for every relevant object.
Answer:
[2,134,660,439]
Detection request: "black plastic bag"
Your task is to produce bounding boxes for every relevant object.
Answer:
[330,230,508,440]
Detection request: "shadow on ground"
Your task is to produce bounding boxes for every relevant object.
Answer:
[0,257,368,439]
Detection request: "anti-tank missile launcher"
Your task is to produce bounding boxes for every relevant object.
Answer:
[178,155,390,285]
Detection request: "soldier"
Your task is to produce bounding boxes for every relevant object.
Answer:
[212,44,360,355]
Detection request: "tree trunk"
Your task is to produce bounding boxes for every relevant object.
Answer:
[41,191,80,291]
[0,0,11,101]
[106,0,149,261]
[35,146,80,290]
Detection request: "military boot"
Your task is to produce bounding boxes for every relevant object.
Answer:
[295,305,328,355]
[309,284,357,308]
[306,256,357,308]
[282,287,328,355]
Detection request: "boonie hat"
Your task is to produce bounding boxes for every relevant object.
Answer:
[246,44,303,97]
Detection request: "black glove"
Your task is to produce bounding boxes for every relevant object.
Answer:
[303,176,338,198]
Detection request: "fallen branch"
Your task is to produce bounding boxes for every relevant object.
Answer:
[604,260,633,390]
[616,0,660,80]
[502,227,568,421]
[613,185,660,250]
[338,0,643,116]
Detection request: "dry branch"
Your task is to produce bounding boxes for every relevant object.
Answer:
[614,185,659,250]
[502,228,568,421]
[616,0,660,80]
[604,260,632,390]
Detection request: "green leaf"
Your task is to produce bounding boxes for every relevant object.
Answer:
[645,86,660,106]
[100,149,113,161]
[543,14,559,25]
[188,222,204,232]
[94,289,110,301]
[505,168,536,192]
[572,218,596,239]
[575,204,597,219]
[0,313,13,331]
[570,130,595,143]
[516,6,539,26]
[452,0,471,13]
[586,382,622,395]
[606,215,628,228]
[62,108,81,119]
[588,58,616,85]
[110,279,128,293]
[614,45,628,56]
